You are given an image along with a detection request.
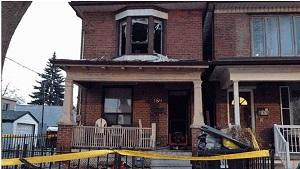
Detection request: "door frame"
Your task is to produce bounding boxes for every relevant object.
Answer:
[167,90,190,146]
[227,88,255,132]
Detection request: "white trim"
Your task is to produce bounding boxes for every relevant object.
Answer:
[227,88,255,131]
[215,7,300,14]
[115,9,168,20]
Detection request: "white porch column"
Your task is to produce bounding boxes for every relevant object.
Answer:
[59,79,74,125]
[191,80,204,128]
[233,80,240,126]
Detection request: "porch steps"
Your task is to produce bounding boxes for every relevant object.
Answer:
[149,150,192,169]
[275,155,300,169]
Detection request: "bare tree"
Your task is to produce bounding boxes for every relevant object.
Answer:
[1,83,25,104]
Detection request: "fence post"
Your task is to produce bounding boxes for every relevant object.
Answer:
[151,123,156,149]
[270,149,275,169]
[22,144,28,158]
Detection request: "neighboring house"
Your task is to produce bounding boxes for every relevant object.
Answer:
[207,2,300,169]
[52,2,300,168]
[16,105,76,133]
[2,96,17,111]
[2,110,39,135]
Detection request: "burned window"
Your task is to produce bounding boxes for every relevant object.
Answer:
[132,18,148,54]
[118,17,164,56]
[119,21,127,56]
[154,19,163,54]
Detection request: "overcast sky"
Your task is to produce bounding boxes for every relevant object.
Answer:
[2,1,81,104]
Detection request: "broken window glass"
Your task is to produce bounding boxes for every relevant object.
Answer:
[154,19,163,54]
[119,21,127,56]
[132,18,148,54]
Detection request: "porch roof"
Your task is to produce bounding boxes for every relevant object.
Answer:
[52,59,208,69]
[52,59,208,83]
[209,58,300,89]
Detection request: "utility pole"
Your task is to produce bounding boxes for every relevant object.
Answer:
[41,81,45,134]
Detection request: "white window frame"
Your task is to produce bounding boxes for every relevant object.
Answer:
[279,86,293,125]
[251,15,300,57]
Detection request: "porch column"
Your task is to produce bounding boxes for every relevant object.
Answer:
[191,80,204,127]
[59,79,74,125]
[233,80,240,126]
[191,80,204,155]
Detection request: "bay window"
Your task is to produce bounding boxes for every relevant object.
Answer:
[118,16,164,56]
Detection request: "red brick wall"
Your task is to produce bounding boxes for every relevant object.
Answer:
[82,10,203,60]
[166,10,203,60]
[82,12,116,60]
[254,84,281,148]
[79,82,193,147]
[215,87,229,129]
[57,125,74,152]
[214,13,251,59]
[215,83,282,148]
[80,84,102,126]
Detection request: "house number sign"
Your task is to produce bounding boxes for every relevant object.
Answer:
[153,98,163,103]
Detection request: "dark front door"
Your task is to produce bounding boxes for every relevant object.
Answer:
[168,91,189,146]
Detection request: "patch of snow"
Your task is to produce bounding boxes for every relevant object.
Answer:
[112,54,178,62]
[47,126,58,132]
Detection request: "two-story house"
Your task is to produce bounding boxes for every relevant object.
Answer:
[53,1,208,154]
[207,2,300,168]
[53,2,300,168]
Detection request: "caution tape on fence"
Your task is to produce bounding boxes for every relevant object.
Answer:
[1,149,270,166]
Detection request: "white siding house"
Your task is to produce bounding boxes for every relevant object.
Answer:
[2,111,39,135]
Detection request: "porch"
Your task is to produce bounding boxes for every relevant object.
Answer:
[210,62,300,169]
[53,59,208,152]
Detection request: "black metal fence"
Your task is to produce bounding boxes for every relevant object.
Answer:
[1,134,57,159]
[1,149,275,169]
[1,135,274,169]
[195,150,274,169]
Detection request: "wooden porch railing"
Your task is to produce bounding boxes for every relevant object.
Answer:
[72,123,156,150]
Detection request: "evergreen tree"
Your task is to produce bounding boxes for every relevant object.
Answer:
[29,52,64,105]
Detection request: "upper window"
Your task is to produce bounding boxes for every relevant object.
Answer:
[251,16,300,57]
[116,9,167,56]
[118,17,164,56]
[2,103,10,111]
[104,88,132,126]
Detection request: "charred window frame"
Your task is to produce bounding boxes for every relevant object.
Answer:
[103,87,133,126]
[118,16,164,56]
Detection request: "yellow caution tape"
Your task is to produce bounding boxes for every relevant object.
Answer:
[2,149,114,166]
[117,149,269,161]
[1,149,270,166]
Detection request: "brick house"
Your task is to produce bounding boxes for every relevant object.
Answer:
[53,1,300,167]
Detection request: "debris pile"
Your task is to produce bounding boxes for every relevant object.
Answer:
[112,54,179,62]
[198,125,258,155]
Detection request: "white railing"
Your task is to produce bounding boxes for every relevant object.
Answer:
[276,125,300,154]
[72,123,156,150]
[274,124,291,169]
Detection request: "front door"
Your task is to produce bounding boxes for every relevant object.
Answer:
[229,91,252,128]
[168,91,189,146]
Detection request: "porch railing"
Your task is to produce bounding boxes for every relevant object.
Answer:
[274,124,291,169]
[72,123,156,150]
[275,125,300,154]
